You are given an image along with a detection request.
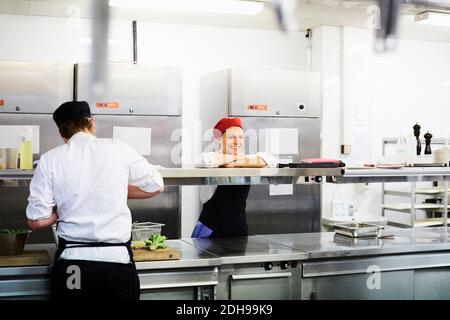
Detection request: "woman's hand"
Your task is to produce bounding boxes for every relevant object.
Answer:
[222,156,267,168]
[216,154,242,167]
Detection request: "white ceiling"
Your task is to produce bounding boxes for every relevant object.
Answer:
[1,0,450,42]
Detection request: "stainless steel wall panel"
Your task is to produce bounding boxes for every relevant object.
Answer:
[241,117,321,234]
[76,63,182,116]
[229,69,321,118]
[0,61,73,114]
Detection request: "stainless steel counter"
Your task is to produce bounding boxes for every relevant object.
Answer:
[258,227,450,259]
[5,231,450,300]
[0,167,344,186]
[135,240,221,270]
[183,236,306,264]
[330,167,450,184]
[6,167,450,185]
[7,228,450,272]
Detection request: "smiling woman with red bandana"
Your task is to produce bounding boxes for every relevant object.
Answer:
[192,117,277,238]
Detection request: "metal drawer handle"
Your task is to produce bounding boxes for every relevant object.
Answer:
[231,272,292,281]
[140,281,218,290]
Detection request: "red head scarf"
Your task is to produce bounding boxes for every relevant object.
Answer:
[213,117,243,138]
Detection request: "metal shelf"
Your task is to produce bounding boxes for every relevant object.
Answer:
[377,137,450,228]
[0,167,345,186]
[387,218,449,228]
[385,187,450,196]
[329,168,450,184]
[383,203,445,213]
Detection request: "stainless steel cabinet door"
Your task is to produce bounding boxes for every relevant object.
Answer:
[229,69,321,118]
[0,61,73,114]
[0,278,50,300]
[304,270,415,300]
[228,272,295,300]
[415,267,450,300]
[139,268,218,300]
[76,63,182,116]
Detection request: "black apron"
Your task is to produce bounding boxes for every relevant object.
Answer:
[51,236,140,300]
[199,185,250,237]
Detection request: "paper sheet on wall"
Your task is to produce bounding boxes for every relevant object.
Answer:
[113,126,152,156]
[269,184,294,196]
[265,128,298,155]
[269,156,294,196]
[348,98,372,163]
[0,125,40,153]
[350,126,371,162]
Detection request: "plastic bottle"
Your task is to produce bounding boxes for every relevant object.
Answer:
[331,193,341,217]
[332,192,348,217]
[340,199,349,217]
[396,133,407,164]
[19,127,33,170]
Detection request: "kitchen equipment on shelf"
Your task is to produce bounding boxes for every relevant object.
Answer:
[413,123,422,155]
[434,147,450,165]
[333,222,384,238]
[0,149,6,170]
[5,148,18,169]
[424,131,433,155]
[19,126,33,170]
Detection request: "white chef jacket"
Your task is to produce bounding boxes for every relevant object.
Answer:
[196,152,278,204]
[26,132,164,264]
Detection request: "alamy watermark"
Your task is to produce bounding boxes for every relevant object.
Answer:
[66,265,81,290]
[366,265,381,290]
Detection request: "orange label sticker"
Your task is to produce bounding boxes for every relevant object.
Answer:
[0,100,4,106]
[96,102,119,109]
[247,104,268,111]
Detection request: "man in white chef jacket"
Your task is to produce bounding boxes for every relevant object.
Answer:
[26,101,164,300]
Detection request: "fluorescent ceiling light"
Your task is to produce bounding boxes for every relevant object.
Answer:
[415,11,450,27]
[109,0,265,16]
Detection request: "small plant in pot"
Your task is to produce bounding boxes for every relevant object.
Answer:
[0,228,31,255]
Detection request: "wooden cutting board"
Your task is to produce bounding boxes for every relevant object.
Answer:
[132,246,181,262]
[0,250,50,267]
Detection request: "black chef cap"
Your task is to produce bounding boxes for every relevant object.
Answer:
[53,101,91,128]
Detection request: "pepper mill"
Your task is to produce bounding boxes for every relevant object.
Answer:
[424,131,433,155]
[413,123,421,155]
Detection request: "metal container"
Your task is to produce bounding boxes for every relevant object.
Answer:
[131,222,165,248]
[0,232,30,255]
[333,222,384,238]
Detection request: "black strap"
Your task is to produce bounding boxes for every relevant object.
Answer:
[54,236,135,263]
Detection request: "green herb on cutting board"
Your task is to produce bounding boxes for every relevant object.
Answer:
[144,234,167,251]
[1,228,30,235]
